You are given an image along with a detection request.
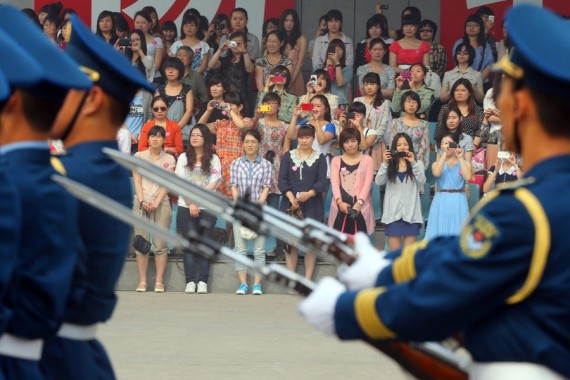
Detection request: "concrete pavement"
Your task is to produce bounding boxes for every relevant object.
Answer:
[99,291,407,380]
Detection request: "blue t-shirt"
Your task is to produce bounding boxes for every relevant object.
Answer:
[125,92,144,138]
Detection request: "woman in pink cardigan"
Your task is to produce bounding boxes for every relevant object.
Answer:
[328,128,375,235]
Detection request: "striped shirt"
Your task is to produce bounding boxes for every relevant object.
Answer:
[229,155,272,202]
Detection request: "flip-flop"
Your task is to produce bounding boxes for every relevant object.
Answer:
[136,282,147,292]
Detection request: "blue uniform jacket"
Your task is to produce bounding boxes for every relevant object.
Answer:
[59,141,132,325]
[334,155,570,377]
[0,144,79,339]
[0,168,20,335]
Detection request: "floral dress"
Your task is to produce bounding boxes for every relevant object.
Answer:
[214,117,252,198]
[258,118,287,194]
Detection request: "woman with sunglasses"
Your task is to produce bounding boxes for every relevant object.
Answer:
[138,96,183,157]
[440,43,484,103]
[418,19,446,80]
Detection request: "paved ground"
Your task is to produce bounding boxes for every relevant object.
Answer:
[100,291,407,380]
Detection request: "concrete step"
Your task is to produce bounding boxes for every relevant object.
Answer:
[116,256,336,294]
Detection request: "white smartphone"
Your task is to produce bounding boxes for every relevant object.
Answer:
[488,15,495,23]
[310,74,317,87]
[497,151,510,159]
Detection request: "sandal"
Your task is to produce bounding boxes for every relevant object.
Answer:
[154,283,165,293]
[136,282,147,292]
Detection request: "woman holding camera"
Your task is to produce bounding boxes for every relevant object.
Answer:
[205,14,231,55]
[328,128,375,236]
[256,66,296,123]
[376,132,425,250]
[119,29,154,82]
[425,133,472,240]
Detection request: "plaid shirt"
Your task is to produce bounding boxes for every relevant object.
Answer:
[229,155,272,202]
[429,42,447,80]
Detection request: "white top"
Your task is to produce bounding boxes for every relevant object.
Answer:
[116,128,131,154]
[146,36,163,60]
[353,96,392,141]
[169,40,211,71]
[174,153,222,208]
[483,88,502,134]
[311,33,354,70]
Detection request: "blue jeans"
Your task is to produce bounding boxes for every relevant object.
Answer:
[233,223,266,271]
[176,206,216,283]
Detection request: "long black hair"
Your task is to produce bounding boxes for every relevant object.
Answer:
[126,29,147,75]
[462,14,486,48]
[435,106,464,145]
[186,124,215,175]
[387,132,416,183]
[311,94,332,122]
[279,8,302,49]
[362,72,385,109]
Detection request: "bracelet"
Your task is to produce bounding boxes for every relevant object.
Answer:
[335,64,341,68]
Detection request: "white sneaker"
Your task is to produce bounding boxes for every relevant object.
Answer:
[197,281,208,294]
[185,282,196,294]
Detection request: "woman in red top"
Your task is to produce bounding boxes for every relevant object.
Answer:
[138,96,184,157]
[389,14,430,74]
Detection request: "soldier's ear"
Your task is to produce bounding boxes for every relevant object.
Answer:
[80,86,105,116]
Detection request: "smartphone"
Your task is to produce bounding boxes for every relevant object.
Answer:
[118,38,132,47]
[488,15,495,23]
[346,112,355,120]
[273,75,285,84]
[380,4,389,9]
[401,71,411,79]
[258,105,271,113]
[497,151,510,159]
[301,103,313,111]
[310,74,317,87]
[448,142,458,148]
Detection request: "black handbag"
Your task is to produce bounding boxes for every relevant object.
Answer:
[133,207,151,254]
[132,234,151,255]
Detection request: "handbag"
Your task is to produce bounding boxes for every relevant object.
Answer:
[340,214,358,238]
[133,206,151,255]
[132,234,151,255]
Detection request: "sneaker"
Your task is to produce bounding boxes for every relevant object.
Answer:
[185,282,196,294]
[236,283,248,295]
[197,281,208,294]
[252,284,263,295]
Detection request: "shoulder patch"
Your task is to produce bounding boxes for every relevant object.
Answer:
[460,214,501,259]
[50,156,67,176]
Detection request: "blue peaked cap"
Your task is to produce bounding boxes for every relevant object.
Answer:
[0,5,92,96]
[494,4,570,97]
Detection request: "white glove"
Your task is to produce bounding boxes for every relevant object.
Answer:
[298,276,346,335]
[337,232,391,290]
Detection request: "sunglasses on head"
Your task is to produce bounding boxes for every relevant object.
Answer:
[153,106,167,112]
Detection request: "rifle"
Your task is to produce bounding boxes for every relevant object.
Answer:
[104,148,356,265]
[100,150,471,380]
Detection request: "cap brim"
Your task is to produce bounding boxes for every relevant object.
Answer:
[493,55,524,79]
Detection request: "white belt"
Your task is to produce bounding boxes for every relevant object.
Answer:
[0,333,43,361]
[57,323,98,341]
[469,362,564,380]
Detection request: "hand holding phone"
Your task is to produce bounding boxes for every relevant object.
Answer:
[273,75,285,84]
[258,105,271,113]
[309,75,317,87]
[401,71,411,79]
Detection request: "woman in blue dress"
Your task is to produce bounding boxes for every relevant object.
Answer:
[425,133,472,240]
[278,124,328,280]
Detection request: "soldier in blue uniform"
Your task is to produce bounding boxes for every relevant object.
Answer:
[38,14,154,380]
[0,6,92,379]
[0,33,29,380]
[299,5,570,379]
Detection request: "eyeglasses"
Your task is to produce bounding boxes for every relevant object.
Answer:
[153,106,167,112]
[419,28,433,33]
[456,50,469,56]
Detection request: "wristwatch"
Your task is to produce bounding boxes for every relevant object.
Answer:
[356,199,364,205]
